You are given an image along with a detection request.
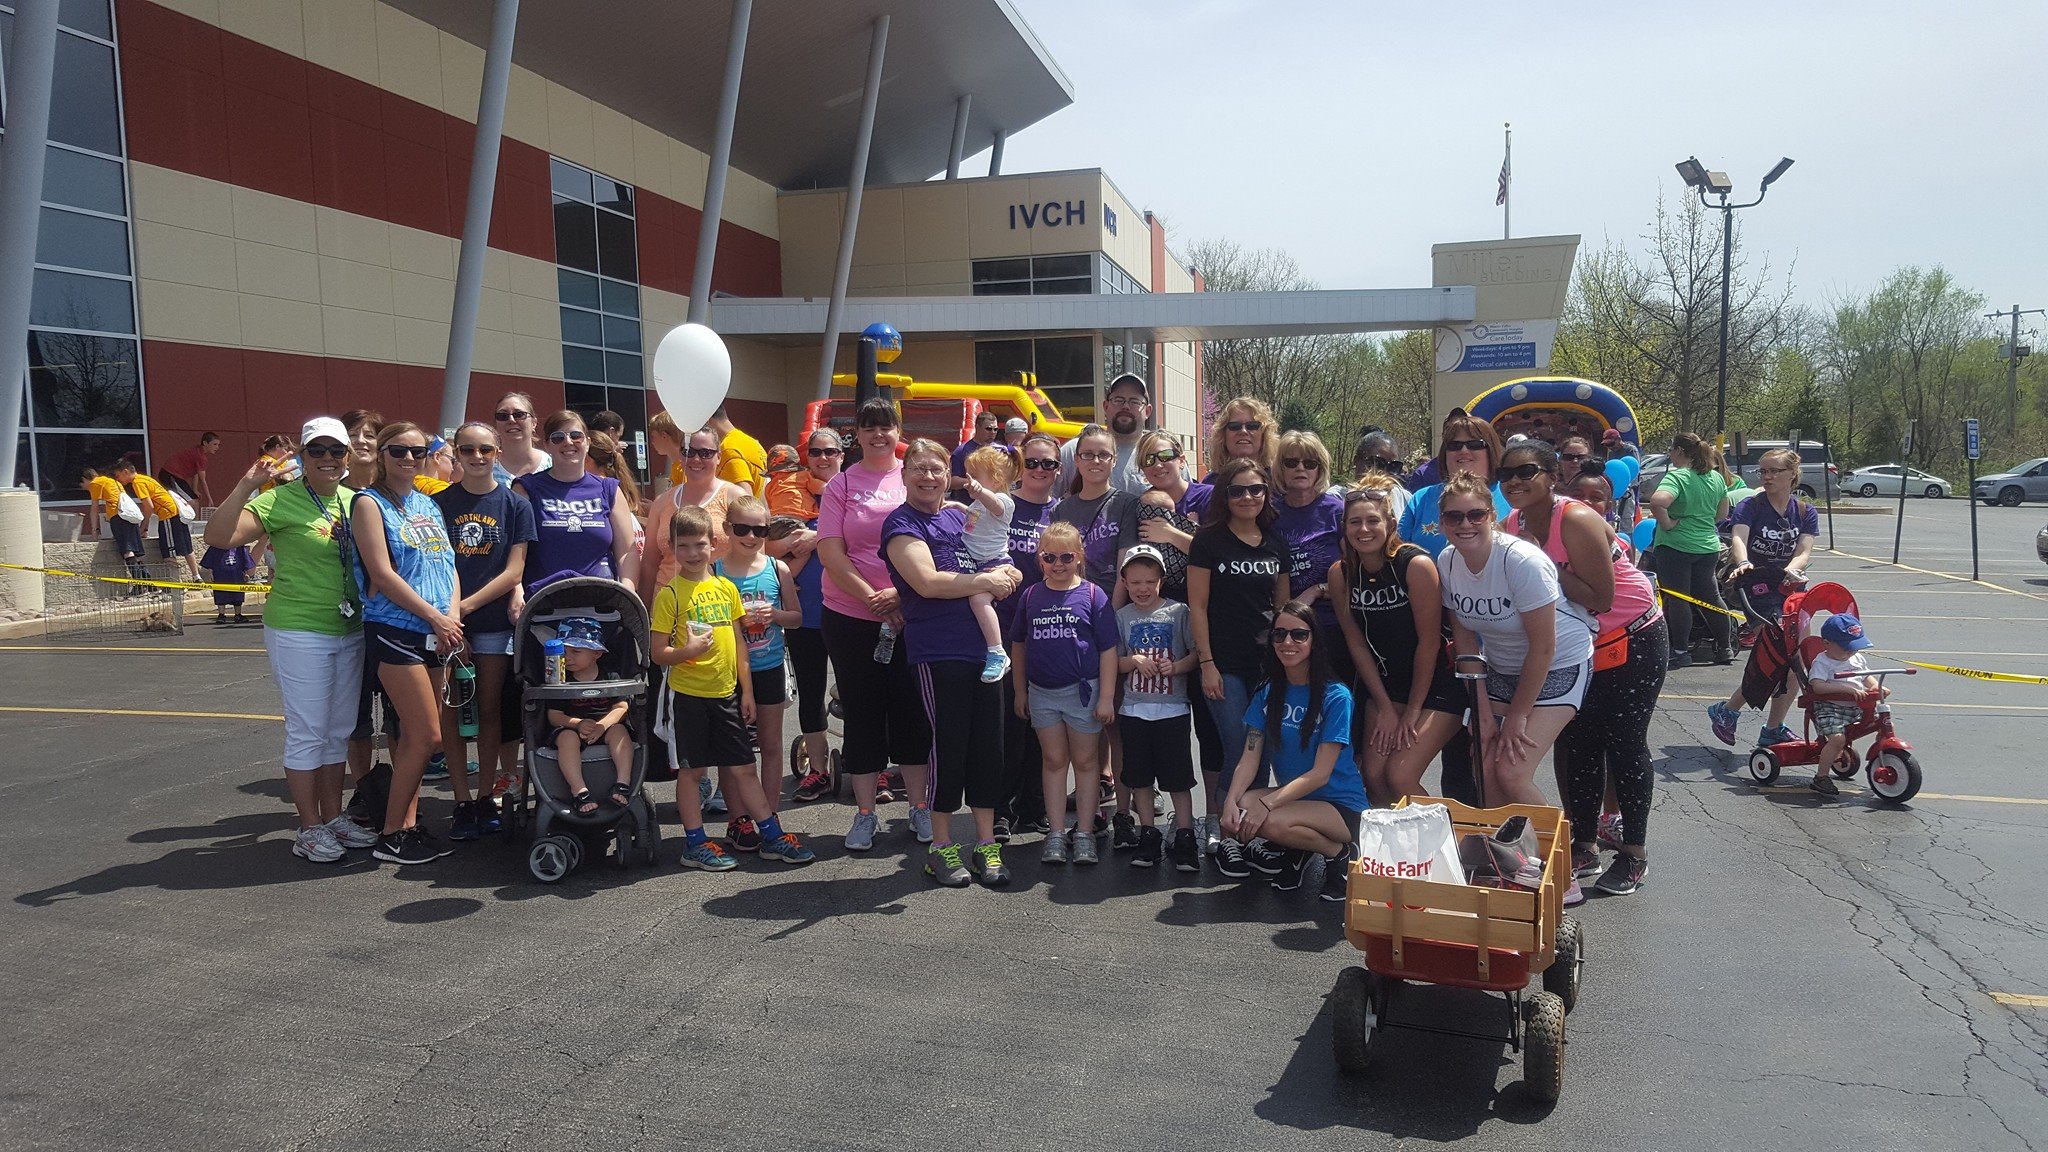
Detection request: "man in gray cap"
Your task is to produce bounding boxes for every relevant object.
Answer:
[1060,372,1151,495]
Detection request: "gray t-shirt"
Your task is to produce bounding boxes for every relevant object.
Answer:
[1117,599,1192,716]
[1060,434,1149,497]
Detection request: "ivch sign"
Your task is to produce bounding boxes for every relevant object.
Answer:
[1009,201,1089,230]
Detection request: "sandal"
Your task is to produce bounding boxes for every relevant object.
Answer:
[570,789,599,815]
[608,782,633,807]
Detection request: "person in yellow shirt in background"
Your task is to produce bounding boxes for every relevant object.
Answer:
[649,410,685,491]
[113,459,199,582]
[412,435,454,496]
[82,466,122,539]
[709,405,766,498]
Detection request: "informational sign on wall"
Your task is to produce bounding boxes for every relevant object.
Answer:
[1434,319,1559,373]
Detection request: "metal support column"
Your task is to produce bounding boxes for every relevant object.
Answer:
[687,0,754,325]
[0,0,62,487]
[438,0,521,434]
[814,15,889,399]
[989,130,1005,176]
[945,93,971,179]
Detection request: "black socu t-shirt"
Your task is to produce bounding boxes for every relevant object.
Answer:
[1187,526,1286,677]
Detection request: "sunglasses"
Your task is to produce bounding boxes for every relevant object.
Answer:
[728,522,769,539]
[1140,449,1182,466]
[1560,452,1590,463]
[1439,508,1492,526]
[808,446,843,458]
[494,409,531,422]
[547,430,586,444]
[382,444,431,460]
[1225,483,1267,500]
[1497,462,1552,482]
[302,444,348,459]
[1224,421,1263,434]
[1268,626,1314,644]
[1039,552,1079,565]
[683,446,718,459]
[456,444,498,457]
[1444,438,1490,453]
[1280,456,1322,471]
[1023,457,1060,471]
[1077,450,1116,464]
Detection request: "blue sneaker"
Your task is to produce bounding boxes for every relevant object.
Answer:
[422,752,449,781]
[980,647,1011,684]
[845,809,879,852]
[448,800,481,841]
[476,794,502,835]
[1707,701,1739,747]
[679,839,737,871]
[760,832,816,865]
[1759,724,1796,747]
[702,777,727,815]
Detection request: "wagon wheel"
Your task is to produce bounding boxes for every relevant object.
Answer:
[1521,991,1567,1104]
[1330,966,1382,1074]
[1544,916,1585,1014]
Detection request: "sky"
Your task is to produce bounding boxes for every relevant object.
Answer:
[988,0,2048,317]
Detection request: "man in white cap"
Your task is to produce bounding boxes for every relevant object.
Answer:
[1061,372,1151,495]
[1001,416,1029,448]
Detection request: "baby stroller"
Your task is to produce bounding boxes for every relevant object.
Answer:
[503,576,661,881]
[1745,581,1922,803]
[1723,568,1806,651]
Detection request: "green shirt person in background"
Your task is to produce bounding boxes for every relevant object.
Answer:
[1649,432,1734,669]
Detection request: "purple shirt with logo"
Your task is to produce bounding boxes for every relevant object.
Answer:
[882,501,985,666]
[994,494,1056,632]
[517,470,618,592]
[1006,580,1118,689]
[1275,489,1346,631]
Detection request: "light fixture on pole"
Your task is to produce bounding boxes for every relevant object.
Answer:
[1674,155,1793,448]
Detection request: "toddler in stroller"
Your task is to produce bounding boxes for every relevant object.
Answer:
[545,617,636,814]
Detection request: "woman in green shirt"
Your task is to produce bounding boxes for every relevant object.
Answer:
[1649,432,1732,669]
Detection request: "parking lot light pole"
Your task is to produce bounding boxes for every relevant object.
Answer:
[1674,156,1794,449]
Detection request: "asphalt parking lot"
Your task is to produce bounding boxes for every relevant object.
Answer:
[2,502,2045,1151]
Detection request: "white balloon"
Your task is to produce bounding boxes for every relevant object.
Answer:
[651,323,732,432]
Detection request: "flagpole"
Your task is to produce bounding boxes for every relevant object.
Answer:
[1503,122,1511,239]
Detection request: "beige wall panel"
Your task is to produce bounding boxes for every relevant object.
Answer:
[1100,177,1149,280]
[322,305,397,361]
[318,256,394,314]
[311,207,391,266]
[153,0,218,23]
[391,269,453,322]
[632,120,676,205]
[301,0,378,81]
[902,260,970,294]
[229,185,317,252]
[1162,253,1194,294]
[436,30,484,120]
[508,253,557,304]
[513,334,562,379]
[233,239,321,303]
[848,264,906,293]
[238,294,323,354]
[544,83,598,173]
[471,327,517,376]
[138,279,241,345]
[727,338,785,408]
[851,188,905,269]
[901,339,975,385]
[671,141,710,213]
[130,163,234,238]
[722,171,779,236]
[503,65,550,147]
[590,104,637,185]
[775,194,843,297]
[475,287,513,335]
[393,316,450,367]
[641,287,687,333]
[386,226,453,279]
[134,221,238,292]
[899,183,970,264]
[480,247,515,292]
[966,179,1033,259]
[371,4,443,111]
[218,0,304,56]
[511,292,558,342]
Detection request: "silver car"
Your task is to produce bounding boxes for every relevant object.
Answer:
[2038,521,2048,566]
[1839,464,1951,499]
[1974,457,2048,506]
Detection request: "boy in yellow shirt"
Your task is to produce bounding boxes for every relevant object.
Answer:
[113,460,199,582]
[649,504,814,870]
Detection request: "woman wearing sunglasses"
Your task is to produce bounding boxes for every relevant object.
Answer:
[350,421,463,865]
[1202,396,1278,481]
[489,391,551,484]
[640,426,745,593]
[1273,430,1349,679]
[1187,457,1290,877]
[513,411,638,595]
[1051,424,1140,597]
[1219,600,1365,903]
[1499,440,1662,897]
[1436,474,1595,826]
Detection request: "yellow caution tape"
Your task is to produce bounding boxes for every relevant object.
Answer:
[1655,585,1751,622]
[0,560,272,595]
[1894,659,2048,686]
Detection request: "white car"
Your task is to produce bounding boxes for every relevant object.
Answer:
[1838,464,1951,499]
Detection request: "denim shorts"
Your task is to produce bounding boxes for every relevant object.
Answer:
[1028,679,1105,734]
[466,629,515,657]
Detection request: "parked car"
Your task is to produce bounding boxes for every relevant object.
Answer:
[2037,520,2048,566]
[1734,439,1837,499]
[1838,464,1952,499]
[1973,457,2048,506]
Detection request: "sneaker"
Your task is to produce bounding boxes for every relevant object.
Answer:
[1572,843,1602,879]
[679,839,738,871]
[1594,854,1647,896]
[1707,701,1740,747]
[845,809,880,852]
[968,841,1011,887]
[292,824,345,863]
[1070,827,1100,865]
[449,800,482,842]
[1041,829,1070,865]
[992,814,1013,844]
[760,832,816,865]
[1667,652,1694,671]
[925,844,972,887]
[703,782,728,815]
[1712,647,1736,666]
[372,826,450,865]
[1596,812,1624,852]
[793,769,832,802]
[1132,825,1163,867]
[1200,814,1222,855]
[1214,837,1250,879]
[1563,879,1586,907]
[1245,837,1288,876]
[322,815,379,850]
[422,752,449,781]
[1030,814,1052,836]
[1168,827,1202,873]
[727,815,763,853]
[475,794,502,835]
[1111,811,1139,852]
[1759,724,1797,747]
[908,804,934,844]
[980,648,1011,684]
[1810,773,1840,797]
[1319,849,1354,902]
[1270,849,1310,892]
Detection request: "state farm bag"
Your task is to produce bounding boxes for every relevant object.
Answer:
[1357,803,1465,887]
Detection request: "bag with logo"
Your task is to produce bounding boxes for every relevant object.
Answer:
[1356,803,1466,888]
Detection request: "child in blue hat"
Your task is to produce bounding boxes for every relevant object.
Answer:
[1806,612,1880,796]
[545,616,635,814]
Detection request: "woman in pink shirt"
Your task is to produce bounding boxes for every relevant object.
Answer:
[817,399,934,852]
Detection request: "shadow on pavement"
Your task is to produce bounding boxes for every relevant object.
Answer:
[1154,884,1347,953]
[15,836,376,907]
[698,852,924,938]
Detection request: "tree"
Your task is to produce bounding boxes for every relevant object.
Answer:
[1823,267,1992,468]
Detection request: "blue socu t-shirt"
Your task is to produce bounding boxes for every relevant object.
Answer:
[1243,680,1368,813]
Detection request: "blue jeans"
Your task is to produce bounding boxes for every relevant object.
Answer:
[1203,670,1267,804]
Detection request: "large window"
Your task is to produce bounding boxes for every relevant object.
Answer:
[971,254,1093,297]
[551,157,646,472]
[2,0,147,503]
[976,335,1096,421]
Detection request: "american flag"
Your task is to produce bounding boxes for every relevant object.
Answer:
[1496,154,1510,206]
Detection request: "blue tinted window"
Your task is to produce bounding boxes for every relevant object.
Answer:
[30,268,134,333]
[36,206,129,274]
[50,32,122,155]
[28,332,140,427]
[42,146,125,214]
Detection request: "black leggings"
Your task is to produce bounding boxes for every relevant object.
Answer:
[1189,673,1222,776]
[1654,544,1729,653]
[1001,674,1045,822]
[786,626,829,735]
[1560,617,1668,848]
[819,608,930,776]
[916,661,1004,813]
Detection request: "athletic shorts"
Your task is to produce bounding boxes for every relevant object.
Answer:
[669,688,752,771]
[110,517,144,558]
[1318,801,1365,844]
[1486,661,1589,710]
[365,621,438,667]
[749,662,787,707]
[1117,710,1195,792]
[1028,679,1105,734]
[1813,699,1861,738]
[156,517,193,559]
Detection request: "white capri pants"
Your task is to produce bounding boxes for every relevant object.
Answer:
[265,627,366,770]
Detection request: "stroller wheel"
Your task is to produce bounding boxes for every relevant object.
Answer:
[562,835,584,871]
[636,802,662,867]
[611,824,634,869]
[1747,748,1781,785]
[528,835,574,883]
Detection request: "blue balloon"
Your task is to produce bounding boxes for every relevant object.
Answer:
[861,321,903,364]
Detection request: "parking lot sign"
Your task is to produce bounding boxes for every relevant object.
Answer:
[1965,418,1981,461]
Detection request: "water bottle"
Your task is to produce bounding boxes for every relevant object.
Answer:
[872,622,897,663]
[542,637,566,684]
[452,660,478,737]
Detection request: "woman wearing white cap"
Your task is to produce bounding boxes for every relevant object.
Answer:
[205,417,382,863]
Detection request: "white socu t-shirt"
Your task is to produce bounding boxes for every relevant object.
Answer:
[1437,533,1595,674]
